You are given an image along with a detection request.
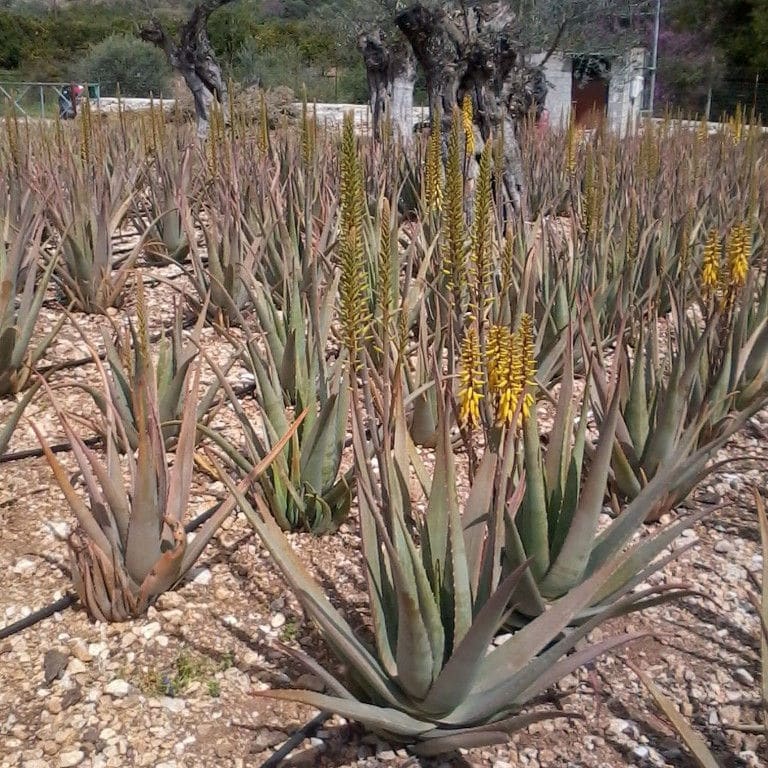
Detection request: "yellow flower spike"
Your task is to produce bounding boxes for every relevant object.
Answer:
[338,112,371,365]
[469,140,493,313]
[257,92,269,153]
[519,314,537,420]
[461,94,475,157]
[565,115,577,177]
[496,332,521,426]
[442,109,467,297]
[425,109,443,212]
[486,324,511,395]
[701,228,721,300]
[727,223,750,288]
[458,326,483,429]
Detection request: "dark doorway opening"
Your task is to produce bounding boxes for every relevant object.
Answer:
[572,55,611,128]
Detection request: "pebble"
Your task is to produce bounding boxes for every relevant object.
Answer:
[714,539,734,554]
[12,558,38,576]
[270,612,286,629]
[735,668,755,686]
[58,750,84,767]
[105,679,131,698]
[156,592,186,610]
[44,650,69,684]
[192,568,212,586]
[140,622,162,640]
[47,521,70,539]
[70,641,92,663]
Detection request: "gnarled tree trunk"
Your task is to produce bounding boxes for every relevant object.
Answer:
[358,29,417,144]
[396,1,547,214]
[140,0,233,139]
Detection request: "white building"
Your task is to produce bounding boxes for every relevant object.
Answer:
[531,48,647,135]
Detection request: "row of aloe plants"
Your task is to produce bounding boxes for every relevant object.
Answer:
[1,99,766,756]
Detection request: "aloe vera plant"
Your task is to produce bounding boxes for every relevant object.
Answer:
[217,378,690,754]
[45,155,143,313]
[0,192,62,396]
[0,187,62,452]
[141,145,192,265]
[204,271,352,534]
[31,279,299,621]
[76,301,224,451]
[454,333,700,624]
[185,192,258,326]
[590,290,767,520]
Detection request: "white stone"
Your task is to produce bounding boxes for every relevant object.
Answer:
[12,558,37,576]
[141,622,162,640]
[58,751,84,767]
[192,568,212,586]
[105,679,131,698]
[270,612,286,629]
[735,668,755,686]
[47,521,70,540]
[161,696,186,713]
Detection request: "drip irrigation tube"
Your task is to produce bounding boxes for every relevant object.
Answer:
[0,500,224,641]
[0,435,102,465]
[258,711,330,768]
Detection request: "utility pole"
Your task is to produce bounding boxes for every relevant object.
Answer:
[648,0,661,115]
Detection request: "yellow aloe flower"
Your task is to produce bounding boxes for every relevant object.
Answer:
[727,223,750,288]
[458,326,483,428]
[519,314,537,419]
[701,228,721,299]
[461,94,475,156]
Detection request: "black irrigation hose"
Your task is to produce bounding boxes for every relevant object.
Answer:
[0,382,256,467]
[0,435,102,465]
[37,316,198,377]
[258,711,331,768]
[0,593,78,641]
[0,499,224,641]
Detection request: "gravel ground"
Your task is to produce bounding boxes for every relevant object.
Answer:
[1,261,767,768]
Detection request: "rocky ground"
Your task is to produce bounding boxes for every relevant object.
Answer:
[1,259,767,768]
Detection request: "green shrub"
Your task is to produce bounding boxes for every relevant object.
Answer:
[76,34,171,97]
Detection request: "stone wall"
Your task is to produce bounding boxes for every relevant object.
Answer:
[606,47,647,136]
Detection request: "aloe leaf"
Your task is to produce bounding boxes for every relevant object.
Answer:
[273,641,355,698]
[629,661,721,768]
[30,419,113,558]
[255,689,433,737]
[413,711,571,756]
[518,412,550,579]
[513,631,646,708]
[543,329,574,497]
[463,452,497,598]
[357,465,397,678]
[421,562,529,716]
[474,551,633,692]
[164,364,201,524]
[0,379,40,454]
[540,382,621,597]
[211,453,405,708]
[625,327,650,453]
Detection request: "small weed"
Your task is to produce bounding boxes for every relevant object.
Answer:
[280,620,299,643]
[134,647,233,698]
